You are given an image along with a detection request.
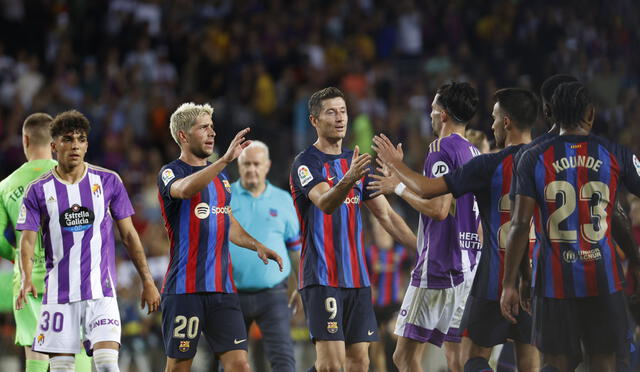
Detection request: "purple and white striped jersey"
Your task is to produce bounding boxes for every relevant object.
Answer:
[412,133,481,289]
[16,164,134,304]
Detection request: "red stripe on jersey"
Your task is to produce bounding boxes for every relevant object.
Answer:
[544,147,565,298]
[323,163,338,286]
[186,193,202,293]
[370,245,379,303]
[498,155,513,295]
[290,175,307,288]
[608,153,623,291]
[214,178,226,292]
[576,144,598,296]
[158,192,174,293]
[340,158,361,287]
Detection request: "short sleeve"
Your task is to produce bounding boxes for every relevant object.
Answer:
[291,155,325,197]
[283,193,302,252]
[109,174,135,220]
[509,149,525,201]
[158,164,189,200]
[424,147,453,180]
[16,186,41,232]
[514,150,538,199]
[444,154,493,198]
[619,146,640,197]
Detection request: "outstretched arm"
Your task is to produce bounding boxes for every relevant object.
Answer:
[365,195,417,250]
[229,214,283,271]
[170,128,251,199]
[115,217,160,314]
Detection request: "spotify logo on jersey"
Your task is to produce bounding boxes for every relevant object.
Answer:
[194,203,210,219]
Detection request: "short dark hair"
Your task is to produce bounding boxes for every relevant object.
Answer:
[551,82,592,130]
[540,74,578,105]
[308,87,345,118]
[23,113,53,146]
[494,88,539,130]
[436,82,478,123]
[50,110,91,139]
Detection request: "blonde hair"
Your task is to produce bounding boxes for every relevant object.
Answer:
[169,102,214,145]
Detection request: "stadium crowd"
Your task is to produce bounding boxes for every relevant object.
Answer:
[1,0,640,371]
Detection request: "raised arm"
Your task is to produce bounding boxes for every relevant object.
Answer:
[171,128,251,199]
[229,214,283,271]
[364,195,417,250]
[308,146,371,214]
[115,217,160,314]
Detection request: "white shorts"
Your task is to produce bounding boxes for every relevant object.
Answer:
[394,273,474,347]
[32,296,121,354]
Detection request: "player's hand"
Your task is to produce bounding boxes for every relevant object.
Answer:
[519,278,532,315]
[372,134,403,167]
[16,278,37,310]
[140,280,161,315]
[343,145,371,185]
[221,127,252,164]
[257,245,284,271]
[368,161,401,197]
[500,285,519,324]
[288,289,303,316]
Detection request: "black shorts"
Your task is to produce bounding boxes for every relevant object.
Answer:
[161,292,248,359]
[374,303,401,326]
[300,285,378,344]
[461,295,532,347]
[532,291,629,357]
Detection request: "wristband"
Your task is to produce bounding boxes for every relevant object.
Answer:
[394,182,406,196]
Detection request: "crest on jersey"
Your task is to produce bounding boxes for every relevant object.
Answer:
[194,202,210,219]
[431,161,449,177]
[37,333,45,345]
[178,340,190,352]
[223,179,232,193]
[327,321,338,334]
[633,155,640,177]
[162,168,175,186]
[298,165,313,187]
[269,208,278,217]
[91,183,102,197]
[17,204,27,224]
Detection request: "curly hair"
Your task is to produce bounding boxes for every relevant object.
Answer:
[551,82,592,130]
[50,110,91,138]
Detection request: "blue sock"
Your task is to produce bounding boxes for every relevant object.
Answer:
[464,357,493,372]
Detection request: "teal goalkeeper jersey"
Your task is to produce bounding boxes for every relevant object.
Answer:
[0,159,57,295]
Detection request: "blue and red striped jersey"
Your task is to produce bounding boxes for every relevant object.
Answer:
[515,134,640,298]
[366,244,410,306]
[157,159,235,295]
[445,145,522,300]
[290,145,373,289]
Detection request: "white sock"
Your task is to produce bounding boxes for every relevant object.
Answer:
[49,356,75,372]
[93,348,120,372]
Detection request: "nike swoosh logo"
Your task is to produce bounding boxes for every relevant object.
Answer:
[234,338,246,344]
[327,176,336,181]
[367,330,374,336]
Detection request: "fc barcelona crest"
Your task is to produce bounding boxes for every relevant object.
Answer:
[178,340,190,352]
[269,208,278,217]
[223,179,232,193]
[327,321,338,334]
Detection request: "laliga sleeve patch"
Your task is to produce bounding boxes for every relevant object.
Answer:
[162,168,176,186]
[298,165,313,187]
[633,155,640,177]
[431,161,450,177]
[17,204,27,224]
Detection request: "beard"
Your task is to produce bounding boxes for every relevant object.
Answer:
[190,142,212,160]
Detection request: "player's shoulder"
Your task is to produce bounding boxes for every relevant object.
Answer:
[292,145,325,170]
[87,163,123,183]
